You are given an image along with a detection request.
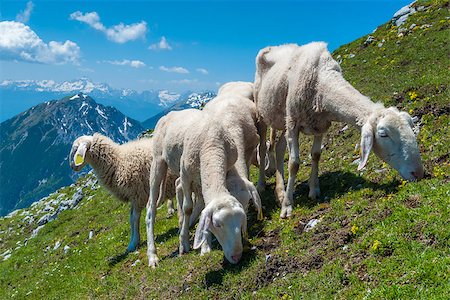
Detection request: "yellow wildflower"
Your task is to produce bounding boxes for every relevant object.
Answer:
[398,180,407,188]
[372,240,381,251]
[408,91,418,100]
[351,225,359,235]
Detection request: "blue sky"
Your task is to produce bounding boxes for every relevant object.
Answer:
[0,0,411,93]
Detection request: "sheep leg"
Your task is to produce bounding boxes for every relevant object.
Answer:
[127,202,141,252]
[175,178,183,229]
[309,135,323,199]
[284,124,300,218]
[190,193,205,228]
[146,158,167,268]
[265,127,277,177]
[257,121,268,192]
[274,130,288,217]
[179,171,193,255]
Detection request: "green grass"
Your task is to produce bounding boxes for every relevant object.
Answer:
[1,0,449,298]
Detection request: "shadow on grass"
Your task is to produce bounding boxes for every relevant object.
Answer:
[155,227,179,243]
[108,251,129,267]
[293,170,400,209]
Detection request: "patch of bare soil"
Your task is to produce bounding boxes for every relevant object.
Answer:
[254,228,281,252]
[254,254,323,288]
[413,104,450,119]
[404,194,422,209]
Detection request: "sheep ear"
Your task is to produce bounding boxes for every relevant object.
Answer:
[248,184,263,220]
[358,123,373,171]
[242,217,248,240]
[399,111,414,128]
[193,208,212,250]
[74,142,88,166]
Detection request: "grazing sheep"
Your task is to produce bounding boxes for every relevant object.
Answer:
[69,133,177,252]
[254,42,424,218]
[146,109,247,267]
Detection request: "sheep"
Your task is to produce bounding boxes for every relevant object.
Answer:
[69,133,177,252]
[254,42,424,218]
[146,109,248,267]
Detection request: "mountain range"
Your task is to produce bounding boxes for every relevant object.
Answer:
[0,78,198,122]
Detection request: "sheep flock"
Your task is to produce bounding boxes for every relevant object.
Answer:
[70,42,424,268]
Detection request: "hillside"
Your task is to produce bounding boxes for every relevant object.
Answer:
[1,0,449,298]
[0,93,144,215]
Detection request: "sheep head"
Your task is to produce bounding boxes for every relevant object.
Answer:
[69,135,94,172]
[193,196,246,264]
[358,107,423,181]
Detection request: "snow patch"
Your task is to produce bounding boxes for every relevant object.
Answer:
[95,106,108,120]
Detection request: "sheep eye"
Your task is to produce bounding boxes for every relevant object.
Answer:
[212,219,221,228]
[378,130,388,138]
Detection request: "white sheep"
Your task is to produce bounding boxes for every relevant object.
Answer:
[69,133,177,252]
[146,109,248,267]
[254,42,424,218]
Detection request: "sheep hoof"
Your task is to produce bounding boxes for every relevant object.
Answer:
[179,242,190,255]
[257,182,266,193]
[280,205,293,219]
[308,188,321,200]
[200,243,211,256]
[148,254,159,268]
[167,208,175,218]
[265,166,276,177]
[126,243,138,253]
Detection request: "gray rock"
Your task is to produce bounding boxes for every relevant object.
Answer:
[392,3,417,27]
[37,213,56,226]
[304,219,321,232]
[31,225,45,238]
[69,188,83,207]
[53,240,61,250]
[43,205,55,212]
[364,36,375,46]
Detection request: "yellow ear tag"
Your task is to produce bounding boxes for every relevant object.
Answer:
[75,154,84,166]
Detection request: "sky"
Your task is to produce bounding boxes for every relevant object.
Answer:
[0,0,412,93]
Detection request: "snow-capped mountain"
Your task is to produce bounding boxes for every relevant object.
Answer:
[141,91,216,129]
[0,78,183,122]
[0,93,144,216]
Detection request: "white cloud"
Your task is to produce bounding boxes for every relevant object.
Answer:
[0,21,80,64]
[70,11,147,43]
[78,67,94,73]
[169,79,198,84]
[16,1,34,23]
[159,65,189,74]
[149,36,172,51]
[196,68,208,75]
[103,59,146,68]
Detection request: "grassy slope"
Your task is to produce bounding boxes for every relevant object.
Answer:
[1,1,449,298]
